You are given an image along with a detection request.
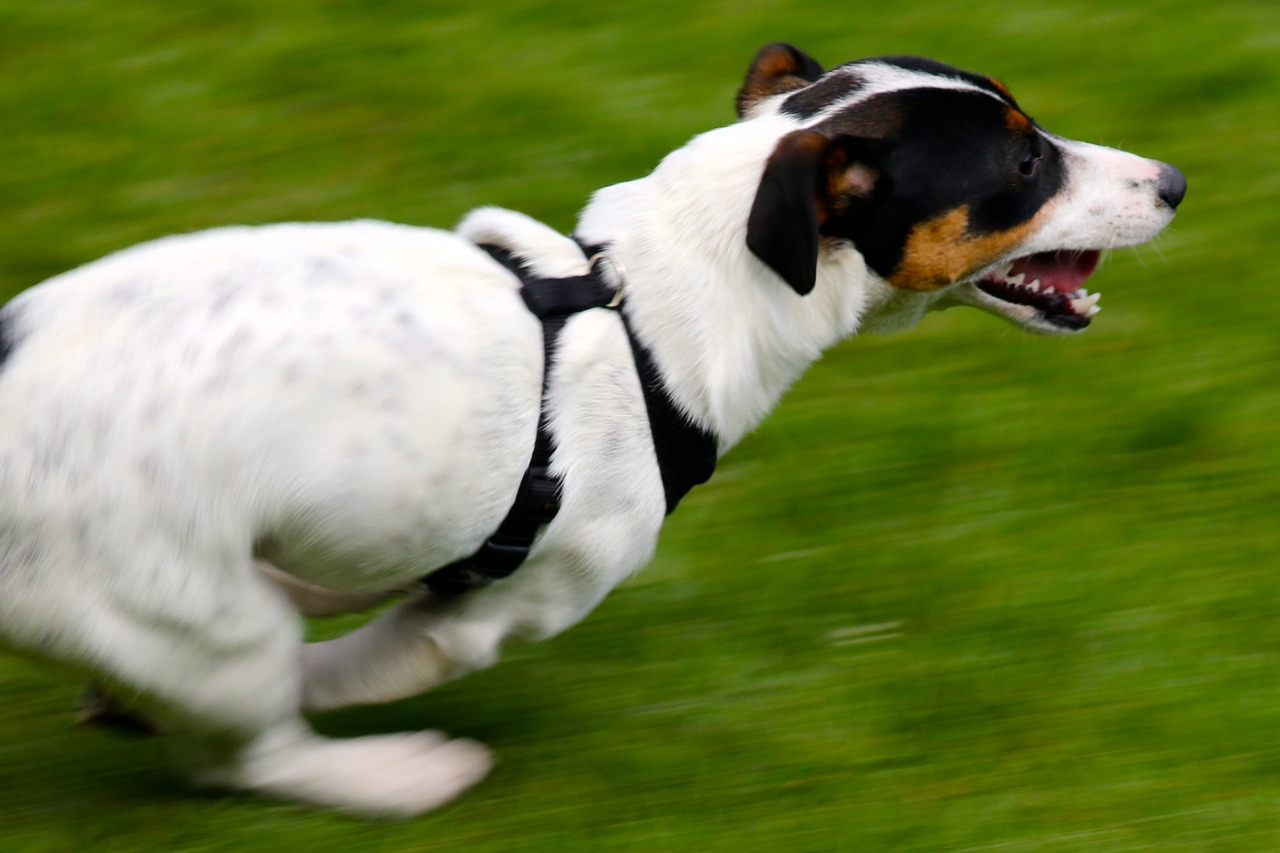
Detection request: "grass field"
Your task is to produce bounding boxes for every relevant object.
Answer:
[1,1,1278,850]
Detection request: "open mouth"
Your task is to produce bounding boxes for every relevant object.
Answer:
[976,249,1103,331]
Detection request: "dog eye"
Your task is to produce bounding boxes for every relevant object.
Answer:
[1018,138,1042,178]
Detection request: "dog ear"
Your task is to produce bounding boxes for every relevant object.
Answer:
[746,131,882,296]
[736,43,825,118]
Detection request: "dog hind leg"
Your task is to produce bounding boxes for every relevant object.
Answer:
[0,547,490,817]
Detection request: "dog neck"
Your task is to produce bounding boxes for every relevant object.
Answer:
[574,117,875,450]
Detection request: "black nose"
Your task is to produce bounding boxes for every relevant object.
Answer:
[1157,163,1187,210]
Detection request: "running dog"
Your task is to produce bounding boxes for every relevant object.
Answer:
[0,44,1184,815]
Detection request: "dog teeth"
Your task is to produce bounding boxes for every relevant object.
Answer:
[1009,273,1026,286]
[1072,291,1102,314]
[1026,279,1041,293]
[996,263,1014,278]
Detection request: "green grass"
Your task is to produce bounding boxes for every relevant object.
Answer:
[1,0,1278,850]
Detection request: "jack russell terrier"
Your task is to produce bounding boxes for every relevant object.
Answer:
[0,44,1184,815]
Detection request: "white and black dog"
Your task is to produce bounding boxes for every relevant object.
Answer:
[0,44,1183,815]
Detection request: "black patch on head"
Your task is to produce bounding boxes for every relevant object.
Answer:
[747,52,1075,294]
[780,71,867,119]
[781,55,1020,122]
[817,87,1063,281]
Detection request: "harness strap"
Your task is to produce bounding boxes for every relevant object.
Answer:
[576,240,719,514]
[423,239,717,597]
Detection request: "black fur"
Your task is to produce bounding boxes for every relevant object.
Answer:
[746,130,827,295]
[780,71,867,119]
[818,88,1063,282]
[749,83,1066,293]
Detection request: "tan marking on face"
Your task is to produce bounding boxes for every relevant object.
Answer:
[815,144,880,221]
[988,76,1015,100]
[830,162,879,208]
[888,204,1048,291]
[1004,106,1034,133]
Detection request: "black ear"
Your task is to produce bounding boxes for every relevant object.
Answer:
[736,43,825,118]
[746,131,882,296]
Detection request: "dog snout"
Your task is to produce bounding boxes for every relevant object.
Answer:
[1156,162,1187,211]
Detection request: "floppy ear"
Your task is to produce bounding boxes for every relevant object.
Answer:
[746,131,882,296]
[736,43,825,117]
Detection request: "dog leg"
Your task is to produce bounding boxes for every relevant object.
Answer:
[300,590,470,711]
[139,577,491,817]
[300,543,635,711]
[73,560,391,736]
[0,547,490,816]
[188,722,492,818]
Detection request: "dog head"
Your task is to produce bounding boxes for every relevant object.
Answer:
[740,44,1185,334]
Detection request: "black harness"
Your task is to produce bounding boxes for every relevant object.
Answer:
[423,240,718,596]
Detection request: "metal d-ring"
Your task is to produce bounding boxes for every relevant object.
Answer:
[588,253,627,308]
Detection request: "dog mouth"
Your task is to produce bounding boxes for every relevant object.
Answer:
[975,249,1103,331]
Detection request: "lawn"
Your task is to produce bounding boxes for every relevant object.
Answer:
[0,1,1278,850]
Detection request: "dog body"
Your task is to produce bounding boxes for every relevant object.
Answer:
[0,45,1183,815]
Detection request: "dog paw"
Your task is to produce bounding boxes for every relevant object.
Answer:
[202,728,493,818]
[346,732,494,818]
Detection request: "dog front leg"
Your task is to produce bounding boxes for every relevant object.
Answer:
[300,591,486,711]
[300,540,640,711]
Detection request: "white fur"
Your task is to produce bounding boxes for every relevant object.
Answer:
[0,61,1176,816]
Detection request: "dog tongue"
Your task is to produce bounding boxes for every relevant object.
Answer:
[1011,250,1100,292]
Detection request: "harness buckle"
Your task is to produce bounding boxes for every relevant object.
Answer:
[588,253,627,308]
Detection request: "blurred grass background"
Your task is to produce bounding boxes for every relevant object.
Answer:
[1,0,1277,850]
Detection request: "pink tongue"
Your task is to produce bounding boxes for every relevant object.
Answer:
[1011,250,1100,292]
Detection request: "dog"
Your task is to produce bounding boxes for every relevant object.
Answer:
[0,44,1184,816]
